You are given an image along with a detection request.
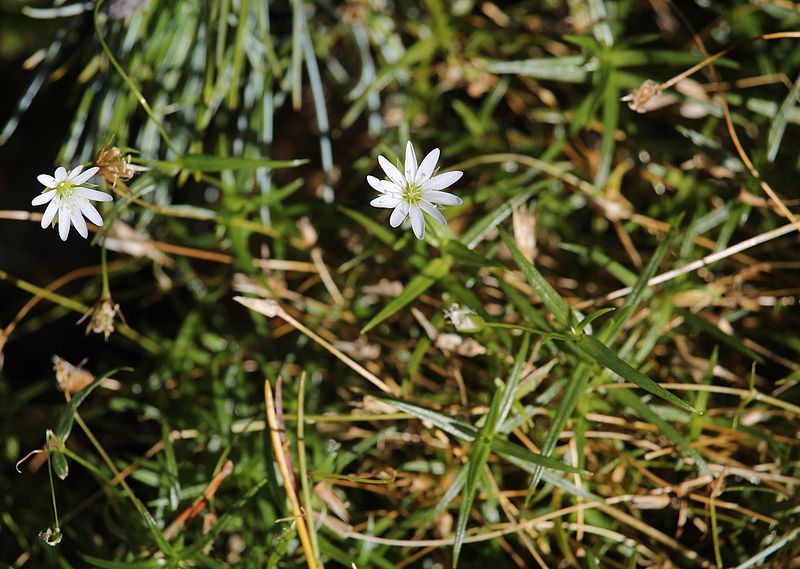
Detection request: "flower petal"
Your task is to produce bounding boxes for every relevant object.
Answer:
[367,175,398,194]
[68,165,84,180]
[78,201,103,226]
[32,190,56,206]
[70,205,88,238]
[58,203,71,240]
[54,167,68,182]
[41,198,59,228]
[389,202,409,228]
[37,174,57,188]
[423,170,463,191]
[409,206,425,239]
[378,155,405,187]
[415,148,440,184]
[370,195,401,208]
[74,188,114,202]
[419,200,447,225]
[71,166,99,185]
[404,141,417,182]
[424,190,462,206]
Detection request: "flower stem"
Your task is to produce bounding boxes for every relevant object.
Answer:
[93,0,178,155]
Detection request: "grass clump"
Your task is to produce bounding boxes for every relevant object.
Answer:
[1,1,800,568]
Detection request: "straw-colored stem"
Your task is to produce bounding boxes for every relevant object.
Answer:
[264,380,318,569]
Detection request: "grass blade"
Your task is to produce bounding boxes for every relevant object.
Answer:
[361,257,452,334]
[576,335,698,413]
[499,229,570,325]
[453,387,503,567]
[767,72,800,162]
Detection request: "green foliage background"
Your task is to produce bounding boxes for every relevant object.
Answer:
[1,0,800,567]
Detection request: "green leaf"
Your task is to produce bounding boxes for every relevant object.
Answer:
[453,387,503,567]
[177,154,307,171]
[379,399,477,442]
[55,367,130,442]
[382,397,580,475]
[499,229,571,325]
[183,480,268,558]
[492,439,584,473]
[525,362,593,497]
[576,335,698,413]
[560,243,637,286]
[497,334,531,425]
[576,307,616,335]
[608,387,712,476]
[79,554,164,569]
[361,257,452,334]
[444,240,504,269]
[461,189,536,249]
[767,73,800,161]
[690,346,718,441]
[678,309,764,364]
[339,206,397,247]
[486,56,589,83]
[601,216,679,344]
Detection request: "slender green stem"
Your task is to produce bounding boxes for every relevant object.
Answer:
[73,413,146,519]
[484,322,569,340]
[0,269,160,354]
[93,0,178,155]
[46,446,61,533]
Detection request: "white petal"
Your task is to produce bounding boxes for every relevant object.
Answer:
[32,190,56,206]
[415,148,440,184]
[419,200,447,225]
[70,205,88,238]
[68,165,84,180]
[370,195,401,208]
[41,198,59,228]
[378,155,405,187]
[58,204,71,240]
[424,190,462,206]
[37,174,57,188]
[74,187,113,202]
[71,166,99,185]
[409,206,425,239]
[404,141,417,182]
[389,202,409,228]
[423,170,463,191]
[78,201,103,226]
[367,175,398,194]
[54,167,68,182]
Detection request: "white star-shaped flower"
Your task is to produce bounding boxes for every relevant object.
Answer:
[368,141,463,240]
[33,165,113,241]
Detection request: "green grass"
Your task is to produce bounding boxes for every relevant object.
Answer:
[2,1,800,568]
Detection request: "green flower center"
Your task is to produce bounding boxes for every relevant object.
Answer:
[402,182,424,205]
[54,181,75,199]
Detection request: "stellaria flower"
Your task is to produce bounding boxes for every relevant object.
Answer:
[33,165,113,241]
[368,141,463,239]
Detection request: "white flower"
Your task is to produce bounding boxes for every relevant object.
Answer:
[33,165,113,241]
[368,141,463,239]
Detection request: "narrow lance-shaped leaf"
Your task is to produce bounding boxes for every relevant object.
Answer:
[55,367,130,442]
[453,387,503,568]
[361,257,452,334]
[767,72,800,162]
[576,335,698,413]
[499,229,570,325]
[497,333,531,425]
[527,219,679,496]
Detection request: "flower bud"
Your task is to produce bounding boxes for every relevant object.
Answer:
[444,304,485,333]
